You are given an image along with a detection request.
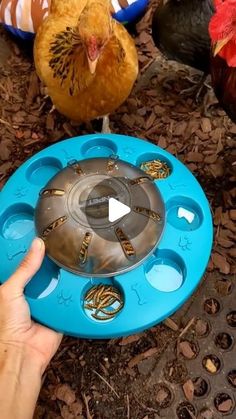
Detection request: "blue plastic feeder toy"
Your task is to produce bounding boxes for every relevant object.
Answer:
[112,0,149,24]
[0,134,213,338]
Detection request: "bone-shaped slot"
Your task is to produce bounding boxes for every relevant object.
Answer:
[177,207,195,224]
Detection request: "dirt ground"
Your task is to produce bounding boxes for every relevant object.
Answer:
[0,1,235,418]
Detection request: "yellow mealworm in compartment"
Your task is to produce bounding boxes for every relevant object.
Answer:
[84,284,123,321]
[42,215,67,238]
[140,159,171,180]
[78,232,92,265]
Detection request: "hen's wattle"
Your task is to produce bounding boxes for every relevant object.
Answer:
[211,55,236,123]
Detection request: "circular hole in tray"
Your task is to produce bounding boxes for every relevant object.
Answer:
[178,339,199,359]
[203,298,220,315]
[83,282,124,322]
[26,157,63,186]
[215,332,233,351]
[155,384,172,408]
[166,196,203,231]
[164,360,188,384]
[145,249,185,292]
[198,407,214,419]
[0,204,34,239]
[227,370,236,388]
[195,318,210,337]
[226,311,236,327]
[193,377,209,398]
[202,354,221,374]
[176,401,196,419]
[24,256,60,299]
[214,393,234,415]
[81,138,118,158]
[136,152,172,180]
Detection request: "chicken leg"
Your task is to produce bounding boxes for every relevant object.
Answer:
[180,73,210,102]
[101,115,111,134]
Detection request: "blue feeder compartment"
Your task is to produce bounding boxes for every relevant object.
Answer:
[113,0,149,24]
[0,134,213,339]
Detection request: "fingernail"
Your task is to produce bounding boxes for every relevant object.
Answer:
[32,237,44,251]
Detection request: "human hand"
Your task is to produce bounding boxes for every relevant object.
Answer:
[0,238,63,375]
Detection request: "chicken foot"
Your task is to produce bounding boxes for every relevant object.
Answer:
[101,115,111,134]
[180,73,211,103]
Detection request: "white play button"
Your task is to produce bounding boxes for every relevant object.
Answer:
[108,198,131,222]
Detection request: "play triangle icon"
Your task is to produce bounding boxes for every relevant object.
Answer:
[108,198,131,223]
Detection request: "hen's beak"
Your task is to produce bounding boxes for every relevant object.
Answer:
[213,35,232,56]
[87,57,99,75]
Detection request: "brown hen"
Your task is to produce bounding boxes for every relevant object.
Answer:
[34,0,138,130]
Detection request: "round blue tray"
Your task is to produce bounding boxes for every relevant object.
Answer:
[0,134,213,338]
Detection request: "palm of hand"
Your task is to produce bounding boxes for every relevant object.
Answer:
[0,239,63,373]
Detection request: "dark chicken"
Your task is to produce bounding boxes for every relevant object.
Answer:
[152,0,215,74]
[209,0,236,123]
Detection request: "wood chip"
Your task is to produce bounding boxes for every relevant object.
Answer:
[218,399,233,413]
[214,207,222,225]
[26,71,40,106]
[55,384,76,405]
[186,152,204,163]
[212,252,230,274]
[119,334,141,346]
[195,319,208,336]
[178,341,195,359]
[156,388,168,404]
[0,140,11,160]
[128,347,158,369]
[183,379,194,402]
[229,209,236,221]
[201,117,212,133]
[215,279,232,296]
[163,318,179,331]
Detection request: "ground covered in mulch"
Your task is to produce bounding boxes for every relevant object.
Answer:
[0,1,235,418]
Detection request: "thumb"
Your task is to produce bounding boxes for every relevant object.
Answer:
[7,238,45,291]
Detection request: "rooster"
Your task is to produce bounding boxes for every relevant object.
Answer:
[209,0,236,123]
[34,0,138,132]
[151,0,215,97]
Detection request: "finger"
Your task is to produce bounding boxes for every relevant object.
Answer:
[7,238,45,291]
